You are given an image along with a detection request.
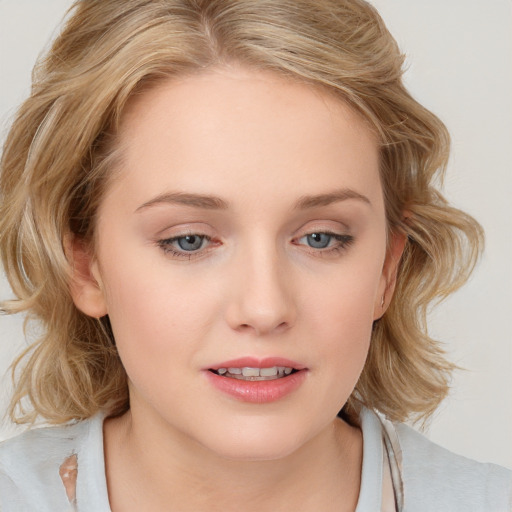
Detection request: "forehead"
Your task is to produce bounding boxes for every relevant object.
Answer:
[108,67,382,210]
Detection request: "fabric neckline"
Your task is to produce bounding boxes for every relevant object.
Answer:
[355,407,384,511]
[78,407,385,511]
[76,410,110,510]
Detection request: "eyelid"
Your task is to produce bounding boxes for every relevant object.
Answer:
[154,221,214,238]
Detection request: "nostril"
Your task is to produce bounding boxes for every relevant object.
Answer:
[235,323,259,333]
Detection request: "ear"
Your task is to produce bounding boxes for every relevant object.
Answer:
[64,234,108,318]
[373,230,407,320]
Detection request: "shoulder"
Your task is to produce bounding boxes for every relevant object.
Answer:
[0,416,100,511]
[394,421,512,511]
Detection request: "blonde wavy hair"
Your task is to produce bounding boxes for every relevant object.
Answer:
[0,0,483,426]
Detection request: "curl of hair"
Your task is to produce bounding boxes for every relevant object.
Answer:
[0,0,483,425]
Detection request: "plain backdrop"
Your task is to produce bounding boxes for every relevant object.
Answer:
[0,0,511,468]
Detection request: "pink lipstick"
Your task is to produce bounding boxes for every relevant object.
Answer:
[204,357,308,403]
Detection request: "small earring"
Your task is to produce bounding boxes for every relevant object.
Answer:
[381,295,385,309]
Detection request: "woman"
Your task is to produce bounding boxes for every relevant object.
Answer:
[0,1,510,510]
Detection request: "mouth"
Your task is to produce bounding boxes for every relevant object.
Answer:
[205,357,307,402]
[208,366,299,381]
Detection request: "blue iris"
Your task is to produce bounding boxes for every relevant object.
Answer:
[306,233,332,248]
[176,235,204,251]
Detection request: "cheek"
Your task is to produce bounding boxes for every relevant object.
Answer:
[98,259,224,372]
[312,297,373,374]
[309,254,382,325]
[304,256,382,369]
[99,269,203,407]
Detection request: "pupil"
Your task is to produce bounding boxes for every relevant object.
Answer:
[178,235,203,251]
[307,233,330,248]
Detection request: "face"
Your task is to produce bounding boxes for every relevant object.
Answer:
[73,67,400,461]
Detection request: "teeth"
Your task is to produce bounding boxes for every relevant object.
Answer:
[260,367,278,377]
[214,366,295,380]
[242,367,260,377]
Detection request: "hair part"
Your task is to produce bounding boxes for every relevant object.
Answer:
[0,0,483,425]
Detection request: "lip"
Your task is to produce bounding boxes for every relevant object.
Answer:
[203,356,308,403]
[205,357,307,371]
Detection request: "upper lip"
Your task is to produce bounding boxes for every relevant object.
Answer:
[206,357,307,371]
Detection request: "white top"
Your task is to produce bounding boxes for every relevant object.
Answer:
[0,408,510,511]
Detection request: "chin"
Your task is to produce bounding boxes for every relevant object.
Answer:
[207,438,302,462]
[195,417,318,462]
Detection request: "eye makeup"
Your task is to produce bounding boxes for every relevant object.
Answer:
[156,229,355,263]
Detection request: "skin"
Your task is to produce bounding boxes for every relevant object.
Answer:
[70,66,404,511]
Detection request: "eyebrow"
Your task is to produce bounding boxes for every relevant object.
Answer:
[294,189,371,210]
[135,192,229,212]
[135,187,371,213]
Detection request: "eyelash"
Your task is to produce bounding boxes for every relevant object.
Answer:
[157,231,355,259]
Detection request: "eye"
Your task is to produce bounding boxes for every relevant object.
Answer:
[295,231,354,253]
[158,234,212,257]
[174,234,206,251]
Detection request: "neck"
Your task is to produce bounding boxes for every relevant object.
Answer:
[104,406,363,512]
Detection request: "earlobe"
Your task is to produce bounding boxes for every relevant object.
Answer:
[373,230,407,320]
[64,234,108,318]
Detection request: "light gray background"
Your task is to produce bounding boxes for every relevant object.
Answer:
[0,0,511,468]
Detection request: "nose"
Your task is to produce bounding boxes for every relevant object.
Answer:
[225,242,297,337]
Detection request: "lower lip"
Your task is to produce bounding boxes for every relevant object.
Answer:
[204,370,308,403]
